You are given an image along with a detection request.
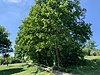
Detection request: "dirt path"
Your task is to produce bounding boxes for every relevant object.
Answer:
[53,70,74,75]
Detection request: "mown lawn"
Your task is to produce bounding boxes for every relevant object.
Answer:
[0,56,100,75]
[0,63,34,75]
[0,63,54,75]
[85,56,100,60]
[64,56,100,75]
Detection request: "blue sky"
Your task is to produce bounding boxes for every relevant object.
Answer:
[0,0,34,49]
[81,0,100,48]
[0,0,100,48]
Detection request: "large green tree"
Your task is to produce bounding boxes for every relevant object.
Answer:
[0,25,13,66]
[15,0,92,67]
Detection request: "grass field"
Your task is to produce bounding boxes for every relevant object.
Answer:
[0,56,100,75]
[85,56,100,60]
[0,63,34,75]
[0,63,54,75]
[65,56,100,75]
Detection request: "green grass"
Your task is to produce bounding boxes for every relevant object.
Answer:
[64,56,100,75]
[0,63,54,75]
[0,63,34,75]
[85,56,100,60]
[0,56,100,75]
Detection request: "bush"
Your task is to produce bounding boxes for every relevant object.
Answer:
[10,57,22,64]
[0,57,9,65]
[10,59,21,64]
[0,57,22,65]
[90,50,100,56]
[0,58,4,65]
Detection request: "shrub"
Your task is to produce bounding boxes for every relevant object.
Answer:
[90,50,100,56]
[10,57,22,64]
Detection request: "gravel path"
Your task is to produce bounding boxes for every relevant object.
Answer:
[53,70,74,75]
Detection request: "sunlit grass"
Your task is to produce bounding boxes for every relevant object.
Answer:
[65,56,100,75]
[0,56,100,75]
[0,63,34,75]
[85,56,100,60]
[0,63,54,75]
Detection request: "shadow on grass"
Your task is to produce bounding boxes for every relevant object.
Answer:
[65,59,100,75]
[0,68,24,75]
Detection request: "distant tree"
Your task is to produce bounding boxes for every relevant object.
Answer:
[83,40,96,56]
[15,0,92,67]
[0,25,13,66]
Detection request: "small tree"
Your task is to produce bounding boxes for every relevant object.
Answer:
[0,25,13,66]
[83,40,96,56]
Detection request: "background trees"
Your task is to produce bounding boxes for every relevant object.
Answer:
[15,0,92,67]
[83,40,96,56]
[0,25,13,66]
[83,40,100,56]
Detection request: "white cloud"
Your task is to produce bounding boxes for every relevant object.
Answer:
[3,0,24,3]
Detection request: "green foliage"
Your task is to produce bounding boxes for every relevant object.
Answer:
[10,57,22,64]
[90,50,100,56]
[15,0,92,67]
[0,56,22,65]
[0,57,4,65]
[83,40,96,56]
[0,25,13,66]
[53,56,100,75]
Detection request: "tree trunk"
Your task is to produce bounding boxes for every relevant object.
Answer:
[56,48,60,67]
[6,57,8,66]
[88,50,91,56]
[45,49,48,66]
[53,50,56,67]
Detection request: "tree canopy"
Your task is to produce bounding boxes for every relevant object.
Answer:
[0,25,13,66]
[15,0,92,67]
